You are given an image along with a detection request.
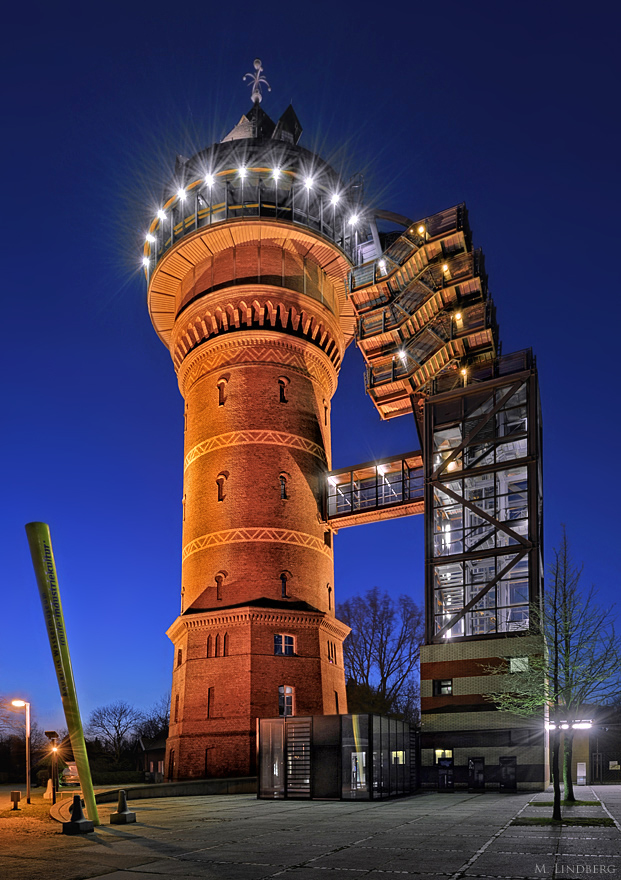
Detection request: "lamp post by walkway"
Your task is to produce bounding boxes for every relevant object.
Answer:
[11,700,30,804]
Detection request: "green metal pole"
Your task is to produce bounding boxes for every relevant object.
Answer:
[25,522,100,825]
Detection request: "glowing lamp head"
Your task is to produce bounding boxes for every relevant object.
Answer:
[455,312,462,321]
[11,700,26,707]
[238,166,247,179]
[460,368,467,376]
[304,176,314,190]
[204,173,215,187]
[399,350,406,361]
[447,461,458,472]
[330,193,340,206]
[417,225,425,235]
[349,214,359,226]
[378,259,386,271]
[157,209,166,221]
[142,256,150,267]
[272,167,281,180]
[177,188,186,201]
[52,746,58,752]
[145,233,156,244]
[442,264,449,273]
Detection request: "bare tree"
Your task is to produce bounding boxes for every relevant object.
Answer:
[338,588,424,722]
[486,527,621,818]
[87,701,144,763]
[0,698,18,737]
[137,694,171,740]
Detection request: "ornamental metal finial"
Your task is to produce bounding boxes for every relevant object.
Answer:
[243,58,271,104]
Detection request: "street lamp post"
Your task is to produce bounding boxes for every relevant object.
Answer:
[11,700,30,804]
[45,730,59,806]
[51,745,58,805]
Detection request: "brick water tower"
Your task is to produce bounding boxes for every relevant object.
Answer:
[143,62,355,779]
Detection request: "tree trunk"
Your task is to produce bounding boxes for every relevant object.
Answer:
[551,729,562,821]
[563,731,576,802]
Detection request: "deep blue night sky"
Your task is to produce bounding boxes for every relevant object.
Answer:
[3,1,619,731]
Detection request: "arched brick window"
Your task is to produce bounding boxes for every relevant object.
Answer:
[174,695,179,723]
[278,376,289,403]
[206,635,212,657]
[216,472,228,502]
[217,377,228,406]
[280,571,291,599]
[177,648,183,667]
[215,634,220,657]
[215,570,227,601]
[279,473,288,500]
[223,632,229,656]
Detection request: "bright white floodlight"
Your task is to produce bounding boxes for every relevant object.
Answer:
[177,188,186,201]
[330,193,340,206]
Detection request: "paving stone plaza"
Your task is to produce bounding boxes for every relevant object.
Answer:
[1,787,620,879]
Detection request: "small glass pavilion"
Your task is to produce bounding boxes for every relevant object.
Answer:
[258,714,419,800]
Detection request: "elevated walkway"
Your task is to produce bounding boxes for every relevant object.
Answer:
[326,451,424,528]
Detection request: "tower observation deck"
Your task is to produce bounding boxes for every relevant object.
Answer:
[143,63,544,789]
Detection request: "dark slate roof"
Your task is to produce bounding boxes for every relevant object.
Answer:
[183,597,321,615]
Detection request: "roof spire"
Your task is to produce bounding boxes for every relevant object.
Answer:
[243,58,271,105]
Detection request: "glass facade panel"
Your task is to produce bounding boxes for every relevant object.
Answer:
[497,404,527,437]
[496,438,527,462]
[389,719,397,796]
[466,610,496,635]
[435,612,464,638]
[434,561,463,586]
[258,719,285,798]
[497,605,529,631]
[434,426,463,450]
[464,443,495,468]
[342,715,369,800]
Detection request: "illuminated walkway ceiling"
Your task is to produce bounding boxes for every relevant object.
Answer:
[326,452,423,529]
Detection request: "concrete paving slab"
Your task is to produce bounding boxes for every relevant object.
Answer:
[2,788,621,880]
[464,851,552,876]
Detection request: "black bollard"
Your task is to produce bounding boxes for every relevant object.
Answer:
[62,794,94,835]
[110,789,136,825]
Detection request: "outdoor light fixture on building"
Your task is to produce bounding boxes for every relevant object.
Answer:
[546,721,593,730]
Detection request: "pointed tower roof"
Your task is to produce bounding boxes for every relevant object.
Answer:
[221,105,276,142]
[272,104,303,145]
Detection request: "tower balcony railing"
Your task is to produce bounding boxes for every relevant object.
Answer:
[143,172,371,278]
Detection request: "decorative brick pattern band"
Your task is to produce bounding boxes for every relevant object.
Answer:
[178,333,337,398]
[182,527,332,561]
[184,430,327,472]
